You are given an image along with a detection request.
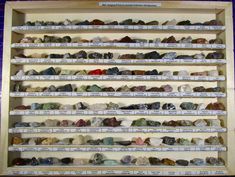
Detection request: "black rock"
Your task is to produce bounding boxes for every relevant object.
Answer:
[162,103,176,110]
[106,67,119,75]
[13,83,24,92]
[116,141,132,146]
[88,52,102,59]
[62,36,72,43]
[162,136,176,145]
[49,54,64,58]
[144,51,160,59]
[61,158,73,165]
[30,157,39,166]
[206,52,224,59]
[138,104,149,110]
[40,67,57,75]
[176,55,193,59]
[149,157,161,165]
[145,69,158,75]
[176,159,189,166]
[77,20,90,25]
[107,21,118,25]
[14,122,30,127]
[177,20,191,25]
[87,139,102,145]
[148,102,161,110]
[103,52,113,59]
[74,50,87,59]
[120,19,133,25]
[56,84,73,92]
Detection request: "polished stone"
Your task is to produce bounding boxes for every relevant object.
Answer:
[161,136,176,145]
[162,103,176,110]
[161,158,175,166]
[176,159,189,166]
[190,158,204,166]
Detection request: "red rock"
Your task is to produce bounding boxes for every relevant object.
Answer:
[88,69,103,75]
[75,119,87,127]
[14,105,31,110]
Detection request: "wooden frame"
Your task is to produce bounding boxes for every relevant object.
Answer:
[0,0,234,176]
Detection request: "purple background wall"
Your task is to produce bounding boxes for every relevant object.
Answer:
[0,0,234,89]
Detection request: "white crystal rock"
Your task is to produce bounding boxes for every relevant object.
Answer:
[149,137,163,146]
[178,84,192,92]
[90,117,103,127]
[207,70,219,76]
[178,70,189,76]
[196,103,206,110]
[63,19,72,25]
[59,104,74,110]
[120,119,132,127]
[161,71,172,76]
[193,53,205,59]
[191,138,204,146]
[194,119,207,127]
[89,103,107,111]
[15,70,25,77]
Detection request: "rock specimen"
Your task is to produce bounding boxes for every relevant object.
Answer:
[179,36,192,43]
[75,102,89,110]
[177,120,193,126]
[59,104,74,110]
[178,84,192,92]
[209,38,223,44]
[42,103,60,110]
[144,51,160,59]
[40,67,57,75]
[180,102,197,110]
[160,70,172,76]
[162,120,179,127]
[29,122,41,127]
[162,19,177,25]
[116,85,131,92]
[15,70,25,77]
[161,36,177,43]
[207,70,219,76]
[177,20,191,25]
[14,105,31,110]
[14,122,30,127]
[60,120,74,127]
[56,84,73,92]
[44,119,59,127]
[133,137,145,145]
[103,160,119,166]
[20,37,34,43]
[56,138,71,145]
[176,159,189,166]
[121,119,133,127]
[193,119,207,127]
[31,103,42,110]
[205,136,223,145]
[162,103,176,110]
[192,38,208,44]
[102,117,121,127]
[116,141,132,146]
[206,52,224,59]
[149,137,163,146]
[44,85,57,92]
[146,20,159,25]
[75,119,87,127]
[161,52,177,59]
[41,137,58,145]
[107,102,119,110]
[135,157,150,166]
[88,69,103,75]
[90,117,103,127]
[190,158,204,166]
[86,84,102,92]
[119,36,136,43]
[89,103,107,111]
[102,137,114,145]
[191,138,204,146]
[193,53,205,59]
[30,157,40,166]
[132,118,147,126]
[205,102,225,110]
[61,158,73,165]
[72,135,89,145]
[103,52,113,59]
[149,157,161,165]
[90,153,105,165]
[161,85,173,92]
[120,155,136,165]
[148,102,161,110]
[161,158,175,166]
[205,119,221,127]
[206,157,225,165]
[74,50,87,59]
[88,52,102,59]
[130,86,146,92]
[176,70,189,76]
[203,19,223,26]
[162,136,176,145]
[177,138,191,145]
[12,158,30,166]
[26,69,39,75]
[12,137,24,145]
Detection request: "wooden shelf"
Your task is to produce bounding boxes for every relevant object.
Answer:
[11,58,227,65]
[9,110,227,116]
[9,126,227,133]
[10,75,226,81]
[11,43,226,49]
[12,25,225,34]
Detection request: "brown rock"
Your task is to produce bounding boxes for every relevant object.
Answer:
[192,38,208,44]
[146,87,165,92]
[118,54,136,59]
[161,158,175,166]
[14,105,31,110]
[190,71,207,76]
[133,70,145,75]
[119,36,136,43]
[12,137,24,145]
[91,19,105,25]
[161,36,177,43]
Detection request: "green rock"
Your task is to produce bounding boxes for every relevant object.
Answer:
[177,138,191,145]
[76,85,87,92]
[103,137,114,145]
[42,103,60,110]
[132,118,147,126]
[87,84,102,92]
[147,120,161,126]
[103,160,119,166]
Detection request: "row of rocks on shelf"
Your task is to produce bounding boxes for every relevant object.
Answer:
[14,51,224,60]
[13,83,224,93]
[12,135,223,146]
[12,155,225,166]
[15,67,222,77]
[13,117,223,128]
[13,118,222,128]
[14,102,225,111]
[23,19,223,26]
[20,35,223,44]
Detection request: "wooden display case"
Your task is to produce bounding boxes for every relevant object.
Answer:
[0,0,234,176]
